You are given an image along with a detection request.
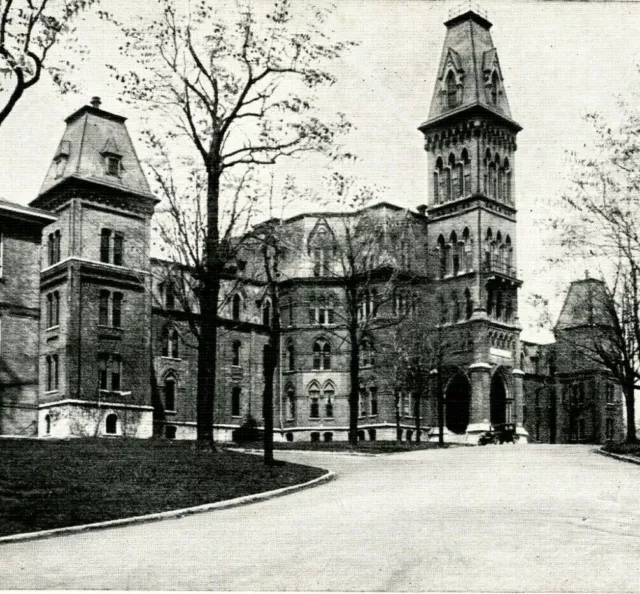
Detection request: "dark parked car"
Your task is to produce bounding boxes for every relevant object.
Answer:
[478,423,519,445]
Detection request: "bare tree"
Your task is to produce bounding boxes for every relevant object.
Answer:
[0,0,97,127]
[549,107,640,442]
[112,0,355,443]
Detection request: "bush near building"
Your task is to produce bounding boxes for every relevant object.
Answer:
[0,439,324,537]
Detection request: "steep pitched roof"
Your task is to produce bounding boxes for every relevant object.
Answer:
[420,9,520,133]
[555,278,614,330]
[35,102,154,201]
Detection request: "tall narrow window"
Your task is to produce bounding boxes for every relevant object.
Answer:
[286,340,295,371]
[370,387,378,415]
[49,230,61,265]
[113,233,124,266]
[99,290,109,325]
[438,235,446,279]
[161,326,169,357]
[445,70,457,108]
[490,71,500,105]
[46,354,59,391]
[98,355,108,390]
[53,291,60,326]
[165,283,175,310]
[452,291,460,322]
[112,292,122,328]
[287,386,296,420]
[262,300,271,326]
[450,231,459,275]
[232,294,241,321]
[231,386,241,416]
[164,376,176,411]
[170,328,179,358]
[324,385,334,417]
[111,356,122,392]
[322,341,331,370]
[288,301,293,326]
[309,385,320,418]
[100,229,111,263]
[232,340,241,366]
[465,288,473,320]
[0,230,3,278]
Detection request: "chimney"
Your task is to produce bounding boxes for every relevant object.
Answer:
[90,96,102,109]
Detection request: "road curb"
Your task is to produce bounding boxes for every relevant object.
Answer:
[0,469,335,546]
[595,448,640,466]
[229,447,379,457]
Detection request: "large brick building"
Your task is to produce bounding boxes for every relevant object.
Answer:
[0,8,626,443]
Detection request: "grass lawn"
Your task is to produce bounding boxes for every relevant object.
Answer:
[0,438,324,538]
[266,440,457,454]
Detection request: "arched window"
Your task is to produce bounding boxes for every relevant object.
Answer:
[312,339,331,370]
[311,228,334,277]
[434,157,443,205]
[495,289,503,319]
[232,340,241,366]
[489,158,497,199]
[449,153,457,201]
[505,292,513,323]
[437,235,446,279]
[231,386,241,416]
[232,294,241,321]
[360,338,375,367]
[262,300,271,327]
[286,385,296,420]
[464,288,473,320]
[462,227,472,271]
[484,228,493,269]
[438,294,448,325]
[505,235,513,271]
[452,291,460,322]
[504,158,512,204]
[286,339,295,371]
[490,71,500,105]
[324,382,335,417]
[450,231,459,276]
[164,375,176,411]
[446,70,458,108]
[105,413,118,435]
[161,326,179,358]
[461,148,471,195]
[309,382,320,418]
[483,149,491,194]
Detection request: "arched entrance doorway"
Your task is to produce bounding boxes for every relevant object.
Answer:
[445,373,471,434]
[490,370,510,425]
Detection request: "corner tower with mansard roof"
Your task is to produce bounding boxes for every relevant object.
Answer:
[32,98,158,439]
[419,6,527,442]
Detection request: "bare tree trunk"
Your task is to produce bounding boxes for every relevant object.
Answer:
[349,323,360,445]
[197,287,218,446]
[262,342,276,464]
[414,387,421,444]
[395,391,401,443]
[625,377,637,442]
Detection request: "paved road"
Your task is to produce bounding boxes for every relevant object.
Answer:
[3,445,640,591]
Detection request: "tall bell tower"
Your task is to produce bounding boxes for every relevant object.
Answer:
[419,6,527,442]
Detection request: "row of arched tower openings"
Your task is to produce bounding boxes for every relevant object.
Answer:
[432,149,513,206]
[433,150,471,205]
[483,228,514,275]
[437,227,473,279]
[483,150,513,205]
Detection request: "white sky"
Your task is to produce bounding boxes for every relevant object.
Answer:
[0,0,638,340]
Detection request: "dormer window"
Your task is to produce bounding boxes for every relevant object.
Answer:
[54,140,70,179]
[490,71,500,105]
[446,70,458,109]
[105,155,121,177]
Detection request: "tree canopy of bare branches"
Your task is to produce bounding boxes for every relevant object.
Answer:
[111,0,356,442]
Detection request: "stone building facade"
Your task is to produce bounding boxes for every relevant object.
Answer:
[0,8,626,443]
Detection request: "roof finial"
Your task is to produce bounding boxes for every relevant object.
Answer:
[90,96,102,109]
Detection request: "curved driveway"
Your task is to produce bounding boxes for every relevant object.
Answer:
[3,445,640,591]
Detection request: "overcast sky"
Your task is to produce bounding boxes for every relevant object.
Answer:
[0,0,638,339]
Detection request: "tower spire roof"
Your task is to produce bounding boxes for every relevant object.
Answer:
[33,98,154,203]
[420,5,520,133]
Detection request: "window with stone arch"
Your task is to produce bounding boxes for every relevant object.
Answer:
[445,70,458,108]
[262,298,271,327]
[502,158,511,204]
[484,227,493,269]
[490,71,500,105]
[323,381,335,418]
[312,338,331,370]
[460,148,471,196]
[231,340,241,366]
[360,337,375,368]
[163,373,177,411]
[451,290,461,322]
[437,234,447,279]
[450,230,460,276]
[491,154,499,198]
[505,235,513,272]
[308,381,321,418]
[434,157,443,205]
[161,325,179,358]
[483,149,492,195]
[286,384,296,420]
[462,227,473,271]
[445,154,454,201]
[105,413,118,435]
[309,225,335,278]
[285,338,295,371]
[448,153,457,201]
[231,293,242,321]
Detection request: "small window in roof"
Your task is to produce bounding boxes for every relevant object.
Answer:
[105,155,121,177]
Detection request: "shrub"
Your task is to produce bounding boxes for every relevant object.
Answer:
[232,414,263,444]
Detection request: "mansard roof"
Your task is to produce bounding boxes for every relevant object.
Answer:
[420,8,521,134]
[555,278,614,330]
[34,101,155,203]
